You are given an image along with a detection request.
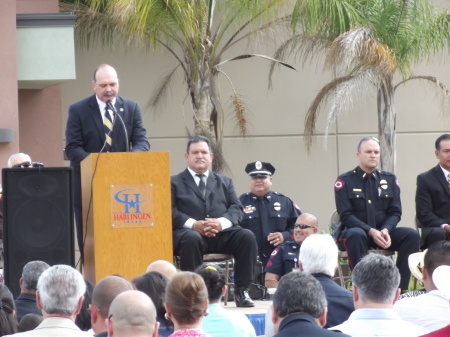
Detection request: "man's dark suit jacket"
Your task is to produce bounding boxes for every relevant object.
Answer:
[416,164,450,245]
[171,169,243,248]
[313,273,354,328]
[65,94,150,250]
[15,293,41,322]
[273,313,350,337]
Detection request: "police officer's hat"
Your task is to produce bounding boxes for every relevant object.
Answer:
[245,161,275,177]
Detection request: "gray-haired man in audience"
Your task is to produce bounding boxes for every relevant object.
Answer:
[299,234,354,328]
[271,272,350,337]
[15,261,50,322]
[106,290,159,337]
[5,264,91,337]
[330,254,429,336]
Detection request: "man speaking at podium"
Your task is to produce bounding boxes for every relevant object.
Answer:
[65,64,150,257]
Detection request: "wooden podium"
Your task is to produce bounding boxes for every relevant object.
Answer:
[80,152,172,283]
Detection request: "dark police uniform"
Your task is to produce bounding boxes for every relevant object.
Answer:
[335,166,419,290]
[264,240,299,277]
[239,191,300,267]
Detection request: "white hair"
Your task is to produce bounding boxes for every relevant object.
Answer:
[299,234,338,277]
[37,265,86,316]
[7,153,31,168]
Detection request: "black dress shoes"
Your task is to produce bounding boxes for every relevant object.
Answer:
[234,289,255,307]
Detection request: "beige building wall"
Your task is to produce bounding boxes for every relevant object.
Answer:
[61,10,450,233]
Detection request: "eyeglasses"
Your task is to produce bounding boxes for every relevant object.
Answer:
[294,224,315,230]
[108,314,113,321]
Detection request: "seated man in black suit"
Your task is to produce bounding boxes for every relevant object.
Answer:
[15,261,50,322]
[416,133,450,248]
[171,135,257,307]
[271,272,350,337]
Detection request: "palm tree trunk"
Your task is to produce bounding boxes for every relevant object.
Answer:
[377,80,396,173]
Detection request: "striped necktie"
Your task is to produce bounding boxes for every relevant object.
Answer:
[196,174,206,197]
[104,107,113,151]
[448,173,450,185]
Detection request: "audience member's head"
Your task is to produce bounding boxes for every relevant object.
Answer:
[75,279,95,331]
[106,290,158,337]
[132,272,169,322]
[272,272,327,332]
[36,265,86,320]
[164,272,208,329]
[0,284,18,335]
[145,260,177,280]
[18,313,43,332]
[7,153,31,168]
[20,261,50,294]
[352,254,400,308]
[423,240,450,291]
[299,234,338,277]
[195,264,226,303]
[90,275,134,334]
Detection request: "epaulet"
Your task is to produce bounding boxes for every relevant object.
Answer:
[339,170,356,178]
[239,193,250,198]
[273,191,285,197]
[377,169,395,176]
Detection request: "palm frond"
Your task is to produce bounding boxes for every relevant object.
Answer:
[304,69,382,151]
[394,75,450,116]
[215,54,296,71]
[147,65,180,112]
[325,27,397,78]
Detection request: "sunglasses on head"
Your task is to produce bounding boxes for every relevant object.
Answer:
[294,224,315,230]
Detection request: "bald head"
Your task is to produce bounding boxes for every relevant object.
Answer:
[8,153,31,168]
[92,276,134,318]
[297,213,318,228]
[146,260,177,279]
[107,290,158,337]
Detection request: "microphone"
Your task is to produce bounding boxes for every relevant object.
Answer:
[106,99,129,152]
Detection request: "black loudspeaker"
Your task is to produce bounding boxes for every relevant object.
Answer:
[2,167,75,298]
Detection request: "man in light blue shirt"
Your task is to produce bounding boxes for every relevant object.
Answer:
[330,254,429,337]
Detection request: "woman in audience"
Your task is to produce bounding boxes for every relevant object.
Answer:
[196,264,256,337]
[164,271,211,337]
[0,284,18,335]
[133,271,174,337]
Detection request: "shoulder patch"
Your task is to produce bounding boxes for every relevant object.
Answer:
[293,202,300,211]
[335,179,345,192]
[271,248,280,257]
[396,178,400,187]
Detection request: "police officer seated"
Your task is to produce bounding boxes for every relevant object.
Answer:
[334,136,420,291]
[264,213,318,288]
[239,161,300,267]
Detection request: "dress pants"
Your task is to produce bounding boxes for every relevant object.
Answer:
[338,227,420,290]
[173,227,257,287]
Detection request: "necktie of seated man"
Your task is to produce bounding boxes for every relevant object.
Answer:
[104,107,113,151]
[447,173,450,185]
[196,174,206,197]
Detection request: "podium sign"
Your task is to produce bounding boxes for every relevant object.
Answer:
[110,184,154,228]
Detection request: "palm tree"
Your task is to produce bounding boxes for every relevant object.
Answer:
[280,0,450,172]
[60,0,295,172]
